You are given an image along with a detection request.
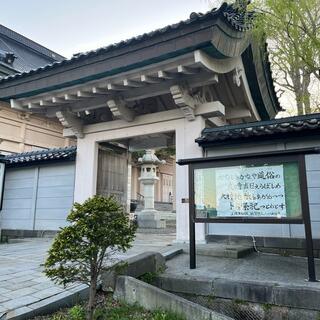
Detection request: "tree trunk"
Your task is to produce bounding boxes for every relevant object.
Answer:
[302,71,311,114]
[87,272,98,320]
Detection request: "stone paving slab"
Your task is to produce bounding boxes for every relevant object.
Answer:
[165,252,320,288]
[159,252,320,311]
[0,232,176,319]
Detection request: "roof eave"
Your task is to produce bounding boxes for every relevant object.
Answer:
[0,4,252,99]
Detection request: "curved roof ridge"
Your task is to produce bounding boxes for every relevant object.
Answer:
[0,2,252,85]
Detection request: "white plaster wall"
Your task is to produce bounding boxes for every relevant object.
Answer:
[175,116,206,243]
[73,111,206,243]
[206,140,320,239]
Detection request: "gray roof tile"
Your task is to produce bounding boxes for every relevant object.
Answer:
[5,146,76,166]
[0,24,64,75]
[196,113,320,146]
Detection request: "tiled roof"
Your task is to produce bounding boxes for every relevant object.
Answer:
[0,25,64,61]
[0,25,65,75]
[196,113,320,146]
[0,3,252,84]
[5,146,76,166]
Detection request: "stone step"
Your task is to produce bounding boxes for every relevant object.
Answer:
[134,201,173,212]
[183,244,254,259]
[160,247,183,261]
[135,211,176,220]
[166,220,176,228]
[137,228,176,234]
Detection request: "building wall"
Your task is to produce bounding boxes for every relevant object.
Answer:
[0,162,75,231]
[0,102,74,154]
[205,139,320,239]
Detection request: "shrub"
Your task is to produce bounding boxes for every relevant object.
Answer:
[44,195,136,320]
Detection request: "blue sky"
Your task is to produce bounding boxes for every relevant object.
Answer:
[0,1,211,58]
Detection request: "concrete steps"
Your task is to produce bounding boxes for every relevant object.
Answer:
[135,201,173,212]
[183,244,254,259]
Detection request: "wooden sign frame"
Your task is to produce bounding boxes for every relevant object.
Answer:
[182,151,317,282]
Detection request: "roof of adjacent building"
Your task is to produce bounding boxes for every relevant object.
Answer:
[4,146,77,166]
[0,24,64,74]
[196,113,320,147]
[0,3,252,83]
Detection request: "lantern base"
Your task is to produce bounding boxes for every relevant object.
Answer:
[137,210,166,229]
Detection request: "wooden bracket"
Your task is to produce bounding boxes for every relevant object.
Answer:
[56,110,84,138]
[170,85,196,121]
[106,97,135,122]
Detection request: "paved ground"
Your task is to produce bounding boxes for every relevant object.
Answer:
[165,252,320,288]
[0,232,175,318]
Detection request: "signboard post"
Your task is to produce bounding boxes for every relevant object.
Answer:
[0,162,5,210]
[181,151,317,282]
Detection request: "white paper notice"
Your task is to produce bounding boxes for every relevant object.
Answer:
[215,165,287,218]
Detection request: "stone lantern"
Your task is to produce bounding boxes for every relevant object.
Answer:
[137,149,166,228]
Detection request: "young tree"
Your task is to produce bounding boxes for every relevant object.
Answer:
[208,0,320,115]
[44,195,136,320]
[251,0,320,115]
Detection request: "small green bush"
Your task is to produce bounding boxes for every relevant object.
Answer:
[68,305,86,320]
[44,195,136,320]
[153,309,185,320]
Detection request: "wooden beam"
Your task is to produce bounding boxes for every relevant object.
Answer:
[195,102,225,118]
[64,94,79,102]
[123,72,217,102]
[233,67,243,87]
[92,87,108,95]
[77,90,95,98]
[52,96,65,104]
[107,83,126,91]
[39,99,54,107]
[158,70,175,80]
[123,79,142,88]
[141,75,161,84]
[28,102,41,109]
[177,65,198,75]
[194,50,240,74]
[207,117,228,127]
[56,110,84,138]
[106,97,135,122]
[226,109,251,120]
[10,99,26,111]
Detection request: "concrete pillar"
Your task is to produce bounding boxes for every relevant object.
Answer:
[74,137,98,203]
[175,116,206,243]
[172,157,176,211]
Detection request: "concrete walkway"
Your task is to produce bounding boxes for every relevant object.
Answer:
[0,232,175,319]
[158,252,320,314]
[164,252,320,287]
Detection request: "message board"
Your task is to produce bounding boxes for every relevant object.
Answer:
[194,162,302,220]
[187,153,315,280]
[215,165,286,218]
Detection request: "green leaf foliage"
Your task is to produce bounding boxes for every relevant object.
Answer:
[250,0,320,114]
[44,195,136,287]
